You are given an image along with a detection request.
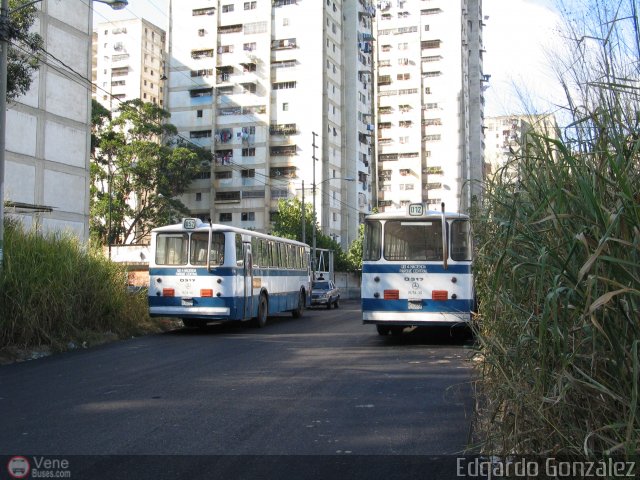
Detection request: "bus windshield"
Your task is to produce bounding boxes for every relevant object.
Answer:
[384,220,443,261]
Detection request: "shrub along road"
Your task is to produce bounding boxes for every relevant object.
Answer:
[0,300,476,479]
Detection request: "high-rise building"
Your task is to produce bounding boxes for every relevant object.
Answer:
[167,0,375,250]
[92,18,167,110]
[4,1,98,240]
[484,114,558,180]
[374,0,484,214]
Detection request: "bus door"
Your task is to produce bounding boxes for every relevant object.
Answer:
[243,243,253,320]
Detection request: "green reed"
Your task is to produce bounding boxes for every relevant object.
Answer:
[0,220,156,350]
[473,106,640,456]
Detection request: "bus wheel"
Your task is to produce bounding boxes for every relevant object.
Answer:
[390,326,404,336]
[253,293,268,328]
[376,325,391,336]
[292,290,305,318]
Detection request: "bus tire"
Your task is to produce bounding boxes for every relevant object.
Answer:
[292,290,305,318]
[376,325,391,336]
[253,293,268,328]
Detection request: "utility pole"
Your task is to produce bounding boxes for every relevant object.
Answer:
[0,0,9,275]
[311,131,318,280]
[301,179,305,245]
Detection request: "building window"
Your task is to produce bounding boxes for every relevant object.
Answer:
[190,130,212,139]
[241,169,256,178]
[198,28,205,37]
[190,87,214,98]
[272,59,296,69]
[197,110,203,118]
[241,212,255,221]
[222,4,234,13]
[244,1,257,9]
[196,192,202,201]
[219,213,232,222]
[242,148,256,157]
[282,102,289,111]
[215,171,233,179]
[271,38,296,50]
[422,40,442,49]
[191,49,214,59]
[272,81,296,90]
[192,6,215,15]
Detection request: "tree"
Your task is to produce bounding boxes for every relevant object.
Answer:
[271,198,358,271]
[90,99,211,246]
[5,0,43,101]
[346,223,364,271]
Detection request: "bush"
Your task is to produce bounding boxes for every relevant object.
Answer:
[0,220,157,351]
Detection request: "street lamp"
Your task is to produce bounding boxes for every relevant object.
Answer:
[0,0,128,273]
[311,176,354,280]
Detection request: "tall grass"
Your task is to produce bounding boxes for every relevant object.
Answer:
[0,220,157,351]
[473,0,640,457]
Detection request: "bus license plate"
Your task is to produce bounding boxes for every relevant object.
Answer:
[182,298,193,307]
[408,300,422,310]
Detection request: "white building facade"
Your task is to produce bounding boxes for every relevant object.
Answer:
[374,0,484,214]
[5,0,98,240]
[167,0,375,250]
[484,114,557,179]
[93,18,166,110]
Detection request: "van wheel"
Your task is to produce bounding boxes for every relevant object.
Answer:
[292,291,305,318]
[253,294,268,328]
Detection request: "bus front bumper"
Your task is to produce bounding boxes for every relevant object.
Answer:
[363,311,470,325]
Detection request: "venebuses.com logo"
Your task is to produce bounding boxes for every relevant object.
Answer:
[6,456,71,479]
[7,457,30,479]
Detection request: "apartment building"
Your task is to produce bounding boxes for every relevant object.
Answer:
[167,0,375,249]
[344,0,377,242]
[4,1,97,240]
[374,0,484,214]
[484,114,558,179]
[93,18,167,110]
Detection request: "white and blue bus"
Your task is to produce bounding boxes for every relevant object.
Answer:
[361,203,474,335]
[148,218,311,328]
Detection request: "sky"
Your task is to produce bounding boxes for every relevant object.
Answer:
[93,0,568,119]
[482,0,566,117]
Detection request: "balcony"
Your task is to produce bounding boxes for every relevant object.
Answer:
[270,145,297,156]
[269,124,297,136]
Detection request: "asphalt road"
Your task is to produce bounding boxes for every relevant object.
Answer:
[0,300,478,480]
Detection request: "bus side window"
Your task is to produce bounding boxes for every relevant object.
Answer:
[251,237,260,268]
[236,234,244,267]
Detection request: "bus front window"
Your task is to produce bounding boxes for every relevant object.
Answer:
[451,220,472,261]
[155,234,188,265]
[363,220,382,261]
[384,220,443,261]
